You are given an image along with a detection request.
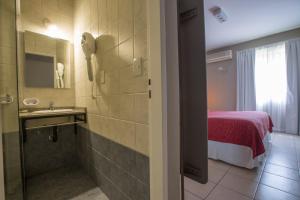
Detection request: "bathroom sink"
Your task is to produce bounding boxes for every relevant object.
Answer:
[32,109,74,114]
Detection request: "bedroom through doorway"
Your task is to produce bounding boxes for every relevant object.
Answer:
[184,1,300,200]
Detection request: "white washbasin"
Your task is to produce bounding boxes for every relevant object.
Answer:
[32,109,74,114]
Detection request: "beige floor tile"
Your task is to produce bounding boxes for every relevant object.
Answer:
[187,133,300,200]
[260,172,300,197]
[228,165,263,182]
[208,165,227,183]
[184,190,203,200]
[267,153,298,169]
[271,146,297,156]
[206,185,251,200]
[208,159,231,172]
[270,151,298,164]
[272,137,294,146]
[264,163,299,181]
[184,177,216,199]
[219,173,259,198]
[255,184,300,200]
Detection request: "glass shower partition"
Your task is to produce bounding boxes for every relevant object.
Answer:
[0,0,24,199]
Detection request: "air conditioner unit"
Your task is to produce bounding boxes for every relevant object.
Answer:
[206,50,232,63]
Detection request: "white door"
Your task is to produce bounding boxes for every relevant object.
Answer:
[0,106,5,200]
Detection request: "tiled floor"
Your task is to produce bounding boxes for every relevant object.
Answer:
[26,166,109,200]
[185,133,300,200]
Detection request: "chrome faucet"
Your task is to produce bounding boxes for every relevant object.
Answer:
[49,101,55,110]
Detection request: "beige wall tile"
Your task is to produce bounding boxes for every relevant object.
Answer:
[74,0,149,154]
[87,114,98,134]
[98,116,111,139]
[0,1,16,48]
[119,95,135,121]
[134,94,148,124]
[42,0,59,12]
[95,65,120,96]
[58,0,74,16]
[76,96,86,107]
[134,29,148,60]
[120,63,148,94]
[0,64,17,83]
[75,79,87,97]
[98,0,108,35]
[135,123,149,155]
[0,64,18,97]
[86,96,109,116]
[0,0,18,134]
[101,47,119,71]
[108,95,120,118]
[111,119,135,149]
[96,35,117,55]
[1,103,19,133]
[0,0,16,31]
[133,0,147,35]
[118,0,133,43]
[90,0,98,27]
[21,0,42,14]
[119,38,134,67]
[0,23,16,48]
[107,0,118,24]
[107,22,119,48]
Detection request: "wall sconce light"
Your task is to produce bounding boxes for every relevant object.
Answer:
[43,18,60,38]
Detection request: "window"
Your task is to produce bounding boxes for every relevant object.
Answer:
[255,42,287,106]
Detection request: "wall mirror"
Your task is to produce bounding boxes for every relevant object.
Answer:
[23,31,72,89]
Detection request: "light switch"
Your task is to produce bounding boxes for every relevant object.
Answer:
[133,57,142,76]
[100,70,105,84]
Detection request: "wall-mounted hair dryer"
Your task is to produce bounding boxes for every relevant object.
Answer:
[81,32,96,81]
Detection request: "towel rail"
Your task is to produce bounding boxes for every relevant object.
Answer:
[25,121,85,130]
[20,111,87,142]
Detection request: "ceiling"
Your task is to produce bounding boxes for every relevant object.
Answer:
[204,0,300,51]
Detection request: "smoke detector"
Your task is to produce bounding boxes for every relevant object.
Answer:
[210,7,227,23]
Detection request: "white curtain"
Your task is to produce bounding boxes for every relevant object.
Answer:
[285,38,300,134]
[255,42,287,132]
[236,48,256,111]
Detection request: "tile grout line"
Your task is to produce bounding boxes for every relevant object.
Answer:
[213,135,271,200]
[252,133,273,200]
[255,133,300,199]
[191,133,300,200]
[203,165,231,199]
[185,162,232,200]
[257,182,300,199]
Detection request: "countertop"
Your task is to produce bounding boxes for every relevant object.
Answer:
[19,107,86,119]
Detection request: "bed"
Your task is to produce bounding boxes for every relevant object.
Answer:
[208,111,273,169]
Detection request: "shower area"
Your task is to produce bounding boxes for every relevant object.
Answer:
[0,0,150,199]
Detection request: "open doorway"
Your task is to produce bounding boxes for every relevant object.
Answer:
[185,1,300,200]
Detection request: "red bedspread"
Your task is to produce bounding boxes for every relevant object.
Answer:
[208,111,273,158]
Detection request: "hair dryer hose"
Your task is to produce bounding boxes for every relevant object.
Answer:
[86,58,94,82]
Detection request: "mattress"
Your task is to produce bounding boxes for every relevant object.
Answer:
[208,133,271,169]
[208,111,273,158]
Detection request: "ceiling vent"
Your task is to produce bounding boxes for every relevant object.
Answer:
[210,7,227,23]
[206,50,232,64]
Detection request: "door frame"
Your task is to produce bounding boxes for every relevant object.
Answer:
[0,107,5,199]
[148,0,182,199]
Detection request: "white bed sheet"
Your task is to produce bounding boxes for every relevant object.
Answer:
[208,133,271,169]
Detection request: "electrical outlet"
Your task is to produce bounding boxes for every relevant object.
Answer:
[133,57,142,76]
